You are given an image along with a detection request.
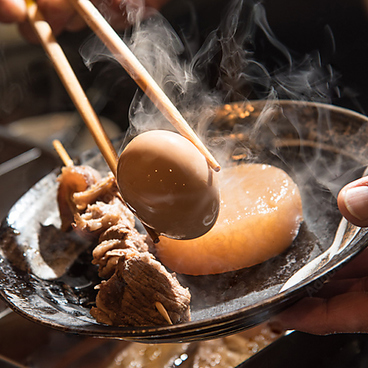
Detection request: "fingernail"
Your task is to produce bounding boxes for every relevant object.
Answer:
[344,186,368,221]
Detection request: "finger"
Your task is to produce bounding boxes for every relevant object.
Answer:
[0,0,26,23]
[315,276,368,298]
[337,176,368,227]
[64,12,85,32]
[272,292,368,335]
[18,0,86,43]
[332,248,368,280]
[36,0,76,36]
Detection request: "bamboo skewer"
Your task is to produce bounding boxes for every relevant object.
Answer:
[52,140,74,167]
[52,138,175,326]
[68,0,221,172]
[26,0,118,176]
[155,301,173,325]
[26,4,187,326]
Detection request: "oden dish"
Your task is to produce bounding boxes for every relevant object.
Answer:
[155,163,303,275]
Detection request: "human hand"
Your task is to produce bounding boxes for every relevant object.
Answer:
[337,175,368,227]
[0,0,170,41]
[0,0,26,23]
[271,177,368,335]
[271,246,368,335]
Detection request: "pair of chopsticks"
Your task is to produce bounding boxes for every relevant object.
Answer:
[26,0,220,173]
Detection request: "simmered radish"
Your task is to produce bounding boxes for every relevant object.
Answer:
[155,164,303,275]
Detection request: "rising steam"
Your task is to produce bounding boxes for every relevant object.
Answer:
[79,0,363,197]
[80,0,337,133]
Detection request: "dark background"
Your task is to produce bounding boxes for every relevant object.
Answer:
[0,0,367,129]
[0,1,368,366]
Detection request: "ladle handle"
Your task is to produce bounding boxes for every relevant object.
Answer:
[69,0,221,172]
[26,0,118,176]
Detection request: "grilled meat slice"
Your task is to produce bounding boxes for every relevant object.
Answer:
[91,251,191,326]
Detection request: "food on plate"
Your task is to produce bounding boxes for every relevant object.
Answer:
[92,221,149,279]
[155,163,303,275]
[57,165,191,326]
[56,157,302,325]
[57,165,101,231]
[91,251,191,326]
[117,130,220,240]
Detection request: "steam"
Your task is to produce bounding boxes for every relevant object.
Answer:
[80,0,336,128]
[79,0,364,196]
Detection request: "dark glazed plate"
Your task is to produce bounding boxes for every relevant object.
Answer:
[1,100,368,343]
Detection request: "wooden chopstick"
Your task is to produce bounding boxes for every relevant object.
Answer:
[26,0,118,176]
[68,0,221,172]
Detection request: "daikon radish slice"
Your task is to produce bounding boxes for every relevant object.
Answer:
[155,164,303,275]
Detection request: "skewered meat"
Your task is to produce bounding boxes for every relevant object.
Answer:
[57,165,101,231]
[73,173,118,211]
[92,222,149,279]
[73,196,133,235]
[90,251,191,326]
[56,165,191,326]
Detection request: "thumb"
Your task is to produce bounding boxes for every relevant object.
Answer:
[337,176,368,227]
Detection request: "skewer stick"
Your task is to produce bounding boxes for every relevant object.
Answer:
[26,0,118,177]
[52,140,74,167]
[68,0,221,172]
[53,140,173,323]
[155,301,173,325]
